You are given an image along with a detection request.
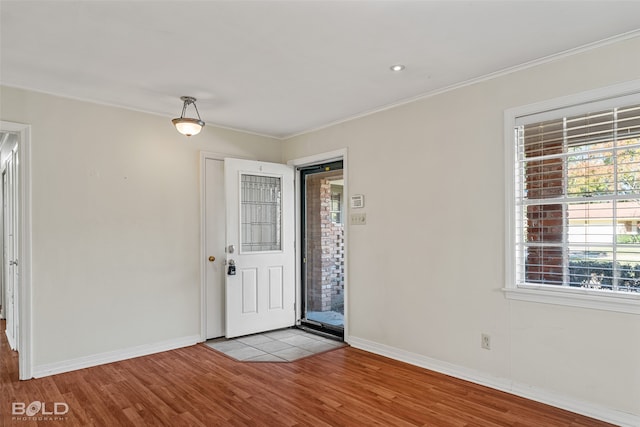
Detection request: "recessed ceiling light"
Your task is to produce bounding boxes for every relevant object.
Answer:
[390,64,405,72]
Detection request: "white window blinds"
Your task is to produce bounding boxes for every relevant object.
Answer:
[515,102,640,292]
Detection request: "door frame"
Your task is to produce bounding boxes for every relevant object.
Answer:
[199,149,349,342]
[0,121,33,380]
[288,148,349,341]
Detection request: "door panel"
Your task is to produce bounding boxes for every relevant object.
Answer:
[241,268,258,313]
[225,158,295,338]
[268,267,283,309]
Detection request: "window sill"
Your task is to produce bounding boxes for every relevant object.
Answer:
[503,285,640,315]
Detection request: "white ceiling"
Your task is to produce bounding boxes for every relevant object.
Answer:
[2,1,640,139]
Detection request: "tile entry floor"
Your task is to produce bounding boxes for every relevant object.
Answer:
[205,328,345,362]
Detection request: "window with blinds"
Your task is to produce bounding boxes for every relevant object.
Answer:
[515,102,640,293]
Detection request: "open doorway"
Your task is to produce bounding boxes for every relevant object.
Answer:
[1,131,19,349]
[300,161,344,339]
[0,121,33,380]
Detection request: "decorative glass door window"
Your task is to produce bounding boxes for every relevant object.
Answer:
[241,174,282,252]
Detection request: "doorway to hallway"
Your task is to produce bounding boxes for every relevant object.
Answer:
[0,121,32,380]
[1,132,19,350]
[299,161,344,339]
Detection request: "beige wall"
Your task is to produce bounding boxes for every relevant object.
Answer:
[0,86,281,366]
[282,37,640,417]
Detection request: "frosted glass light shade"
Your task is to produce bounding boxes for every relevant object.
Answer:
[172,118,205,136]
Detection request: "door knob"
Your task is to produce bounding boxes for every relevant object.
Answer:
[208,256,216,262]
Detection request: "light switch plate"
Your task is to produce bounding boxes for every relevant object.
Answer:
[350,213,366,225]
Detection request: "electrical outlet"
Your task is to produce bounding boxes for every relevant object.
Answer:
[481,333,491,350]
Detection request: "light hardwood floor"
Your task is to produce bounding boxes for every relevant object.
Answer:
[1,321,611,426]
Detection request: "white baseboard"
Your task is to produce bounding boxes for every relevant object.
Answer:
[346,335,639,427]
[33,334,201,378]
[5,328,16,350]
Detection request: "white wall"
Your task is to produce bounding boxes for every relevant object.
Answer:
[282,37,640,420]
[0,86,281,367]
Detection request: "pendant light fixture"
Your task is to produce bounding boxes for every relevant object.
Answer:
[172,96,205,136]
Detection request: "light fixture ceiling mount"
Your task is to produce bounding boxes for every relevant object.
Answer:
[390,64,406,72]
[172,96,205,136]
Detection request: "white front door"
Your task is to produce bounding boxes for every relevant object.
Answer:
[224,158,295,338]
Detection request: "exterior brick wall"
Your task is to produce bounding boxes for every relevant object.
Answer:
[524,127,565,284]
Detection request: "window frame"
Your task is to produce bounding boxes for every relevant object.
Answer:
[504,80,640,315]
